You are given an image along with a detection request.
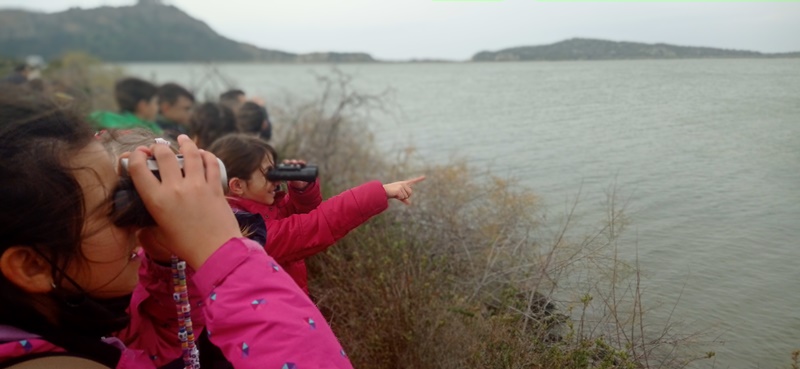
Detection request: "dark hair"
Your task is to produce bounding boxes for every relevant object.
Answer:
[14,63,29,72]
[236,101,268,134]
[189,102,237,149]
[219,89,245,109]
[157,82,195,105]
[114,77,157,114]
[0,87,92,291]
[208,134,278,183]
[0,88,128,364]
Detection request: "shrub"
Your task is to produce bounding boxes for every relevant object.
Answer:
[271,71,712,369]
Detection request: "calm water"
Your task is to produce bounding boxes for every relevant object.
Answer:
[125,60,800,368]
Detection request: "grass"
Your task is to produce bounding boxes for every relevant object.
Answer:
[41,52,124,113]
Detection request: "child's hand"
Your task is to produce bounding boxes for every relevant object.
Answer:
[383,176,426,205]
[283,159,312,190]
[128,135,242,269]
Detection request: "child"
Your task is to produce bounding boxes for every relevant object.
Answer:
[100,128,269,266]
[156,83,196,141]
[0,88,354,368]
[235,101,272,141]
[208,134,425,294]
[219,90,246,112]
[188,102,237,149]
[90,77,162,134]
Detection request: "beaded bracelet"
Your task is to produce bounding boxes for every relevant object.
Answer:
[172,255,200,369]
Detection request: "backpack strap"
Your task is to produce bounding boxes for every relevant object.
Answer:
[0,326,39,343]
[0,353,112,369]
[235,211,267,246]
[0,326,120,369]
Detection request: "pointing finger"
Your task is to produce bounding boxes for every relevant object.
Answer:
[405,175,426,185]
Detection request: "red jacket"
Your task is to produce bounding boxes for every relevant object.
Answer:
[227,180,389,293]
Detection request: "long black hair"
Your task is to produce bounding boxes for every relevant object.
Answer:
[0,87,124,366]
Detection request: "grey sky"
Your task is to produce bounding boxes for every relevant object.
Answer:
[1,0,799,60]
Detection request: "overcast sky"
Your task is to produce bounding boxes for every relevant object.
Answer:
[1,0,798,60]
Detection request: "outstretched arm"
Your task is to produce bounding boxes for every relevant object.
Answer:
[266,180,388,263]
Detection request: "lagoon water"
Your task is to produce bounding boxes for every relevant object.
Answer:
[125,60,800,368]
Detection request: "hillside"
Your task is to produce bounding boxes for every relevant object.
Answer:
[472,38,798,61]
[1,1,795,64]
[0,0,375,63]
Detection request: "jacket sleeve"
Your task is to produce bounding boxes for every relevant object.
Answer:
[196,238,354,369]
[265,180,388,264]
[282,179,323,216]
[115,253,206,367]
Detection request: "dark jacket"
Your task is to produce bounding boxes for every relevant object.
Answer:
[155,116,187,141]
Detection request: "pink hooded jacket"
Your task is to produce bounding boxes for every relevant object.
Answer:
[0,238,354,369]
[227,180,389,293]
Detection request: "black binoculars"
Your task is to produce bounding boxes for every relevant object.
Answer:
[266,164,318,183]
[111,158,319,227]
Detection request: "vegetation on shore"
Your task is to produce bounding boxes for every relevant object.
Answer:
[266,70,717,369]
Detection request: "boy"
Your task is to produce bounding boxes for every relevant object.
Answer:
[156,82,195,140]
[90,77,162,134]
[219,89,247,112]
[236,101,272,141]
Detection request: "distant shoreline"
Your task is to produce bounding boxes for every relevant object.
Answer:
[114,56,800,65]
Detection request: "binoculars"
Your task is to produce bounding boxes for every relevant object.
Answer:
[266,163,318,183]
[112,155,228,227]
[112,157,318,227]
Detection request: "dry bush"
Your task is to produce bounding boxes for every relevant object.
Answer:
[270,69,393,193]
[140,65,713,368]
[268,70,713,369]
[43,52,124,113]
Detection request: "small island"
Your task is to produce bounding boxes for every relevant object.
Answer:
[472,38,799,62]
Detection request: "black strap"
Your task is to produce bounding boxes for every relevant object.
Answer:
[235,211,267,246]
[34,332,121,368]
[0,352,112,369]
[160,329,233,369]
[0,331,120,369]
[197,329,233,369]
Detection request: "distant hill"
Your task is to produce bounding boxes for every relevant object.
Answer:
[2,1,796,64]
[0,0,375,63]
[472,38,800,62]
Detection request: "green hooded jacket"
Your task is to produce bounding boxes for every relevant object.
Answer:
[89,111,163,135]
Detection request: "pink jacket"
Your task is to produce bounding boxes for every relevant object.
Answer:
[0,238,354,369]
[227,180,389,293]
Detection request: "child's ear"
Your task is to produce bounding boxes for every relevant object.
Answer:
[229,177,245,196]
[0,246,54,293]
